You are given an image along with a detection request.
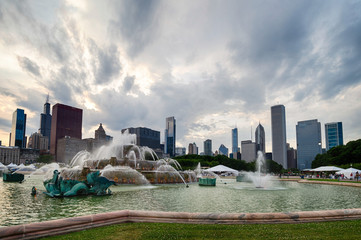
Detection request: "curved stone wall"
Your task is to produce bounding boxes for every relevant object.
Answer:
[1,208,361,239]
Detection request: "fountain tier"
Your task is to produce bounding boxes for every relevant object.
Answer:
[45,143,196,194]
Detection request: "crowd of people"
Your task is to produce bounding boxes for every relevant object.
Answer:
[297,171,360,181]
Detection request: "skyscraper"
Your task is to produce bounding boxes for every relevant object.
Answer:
[28,132,48,150]
[175,147,186,156]
[10,108,27,148]
[232,128,238,159]
[188,142,198,155]
[325,122,343,151]
[39,95,52,149]
[287,143,297,169]
[255,123,265,154]
[122,127,160,149]
[95,123,106,140]
[296,119,322,170]
[241,140,257,162]
[164,116,176,157]
[50,103,83,159]
[271,105,287,168]
[204,139,212,156]
[218,144,229,156]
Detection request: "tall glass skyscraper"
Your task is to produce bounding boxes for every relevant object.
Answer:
[232,128,238,159]
[271,105,287,168]
[255,123,265,154]
[204,139,212,156]
[39,96,52,149]
[296,119,322,170]
[325,122,343,151]
[218,144,228,156]
[10,108,27,148]
[164,116,176,157]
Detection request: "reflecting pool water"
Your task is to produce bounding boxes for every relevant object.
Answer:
[1,176,361,227]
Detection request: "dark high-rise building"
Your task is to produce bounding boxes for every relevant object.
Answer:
[50,103,82,159]
[165,117,176,157]
[296,119,322,170]
[287,143,297,169]
[39,95,52,149]
[204,139,212,156]
[121,127,160,149]
[271,104,287,168]
[10,108,27,148]
[255,123,265,154]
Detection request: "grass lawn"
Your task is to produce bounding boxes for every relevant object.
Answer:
[42,220,361,240]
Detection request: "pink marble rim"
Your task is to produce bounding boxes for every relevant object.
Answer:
[1,208,361,239]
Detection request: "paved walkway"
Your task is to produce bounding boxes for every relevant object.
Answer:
[279,178,361,187]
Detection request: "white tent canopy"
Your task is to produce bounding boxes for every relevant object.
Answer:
[336,167,361,179]
[204,165,239,174]
[311,166,344,172]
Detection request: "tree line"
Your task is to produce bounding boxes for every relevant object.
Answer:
[173,154,284,173]
[312,139,361,169]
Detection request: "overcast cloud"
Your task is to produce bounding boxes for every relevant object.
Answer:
[0,0,361,153]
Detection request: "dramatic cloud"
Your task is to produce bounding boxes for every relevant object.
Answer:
[0,0,360,153]
[109,0,161,58]
[17,56,41,77]
[123,75,136,93]
[0,117,10,129]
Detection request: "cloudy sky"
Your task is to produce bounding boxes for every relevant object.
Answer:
[0,0,361,153]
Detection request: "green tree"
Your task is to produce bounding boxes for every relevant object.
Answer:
[311,139,361,168]
[174,154,283,173]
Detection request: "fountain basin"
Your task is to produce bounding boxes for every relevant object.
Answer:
[198,178,216,186]
[2,176,361,227]
[2,172,24,183]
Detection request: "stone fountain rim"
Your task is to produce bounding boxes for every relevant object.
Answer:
[1,208,361,239]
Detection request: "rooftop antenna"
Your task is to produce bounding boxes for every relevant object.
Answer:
[46,93,50,103]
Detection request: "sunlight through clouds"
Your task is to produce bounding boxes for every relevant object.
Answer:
[0,0,360,151]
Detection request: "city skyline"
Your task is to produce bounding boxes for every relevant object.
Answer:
[1,1,361,153]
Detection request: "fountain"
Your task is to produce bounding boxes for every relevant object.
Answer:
[0,162,8,176]
[237,151,275,189]
[31,163,61,176]
[44,134,196,197]
[100,165,149,185]
[194,162,219,186]
[43,168,114,197]
[2,150,361,228]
